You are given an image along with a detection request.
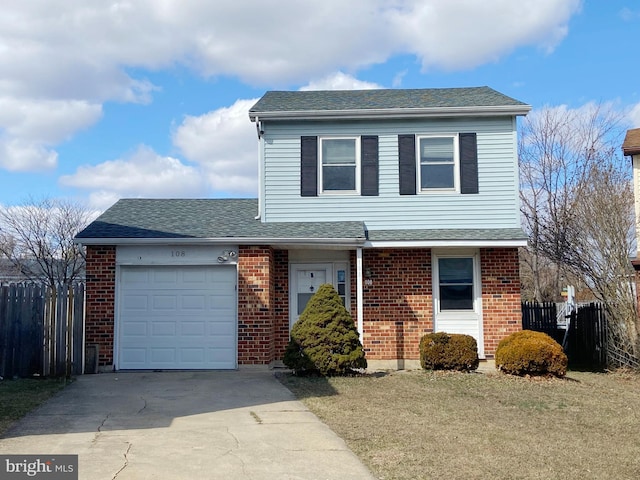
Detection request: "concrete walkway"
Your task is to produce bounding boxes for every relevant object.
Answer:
[0,371,376,480]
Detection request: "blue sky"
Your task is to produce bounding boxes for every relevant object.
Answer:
[1,0,639,213]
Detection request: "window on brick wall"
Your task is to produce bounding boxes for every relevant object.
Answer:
[437,257,474,311]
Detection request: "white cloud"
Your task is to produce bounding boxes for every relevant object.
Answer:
[387,0,581,72]
[299,72,382,91]
[59,146,208,210]
[0,1,582,97]
[629,102,640,128]
[0,97,101,172]
[0,0,583,193]
[0,138,57,172]
[172,99,259,196]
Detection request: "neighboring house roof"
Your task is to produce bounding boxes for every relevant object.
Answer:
[622,128,640,156]
[249,86,531,121]
[75,198,527,247]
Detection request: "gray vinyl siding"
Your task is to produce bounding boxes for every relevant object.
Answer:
[261,117,520,230]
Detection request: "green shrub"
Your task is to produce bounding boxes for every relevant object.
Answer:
[419,332,479,371]
[283,283,367,376]
[495,330,568,377]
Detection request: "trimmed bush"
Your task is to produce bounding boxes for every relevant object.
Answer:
[419,332,479,371]
[283,283,367,376]
[495,330,568,377]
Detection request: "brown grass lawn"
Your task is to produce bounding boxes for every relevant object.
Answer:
[279,369,640,480]
[0,378,69,437]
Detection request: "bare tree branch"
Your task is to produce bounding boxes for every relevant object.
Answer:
[0,197,93,288]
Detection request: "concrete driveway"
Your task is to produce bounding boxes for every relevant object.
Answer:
[0,371,376,480]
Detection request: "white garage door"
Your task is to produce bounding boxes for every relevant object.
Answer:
[118,265,237,370]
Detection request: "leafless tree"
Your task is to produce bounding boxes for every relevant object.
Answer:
[519,103,638,355]
[0,197,94,288]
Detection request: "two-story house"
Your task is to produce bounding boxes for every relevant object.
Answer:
[76,86,531,371]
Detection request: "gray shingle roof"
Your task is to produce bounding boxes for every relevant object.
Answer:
[366,228,528,242]
[76,198,526,246]
[75,199,366,241]
[249,86,529,119]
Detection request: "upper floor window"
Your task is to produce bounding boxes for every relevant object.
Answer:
[417,135,459,192]
[319,137,360,194]
[399,133,477,196]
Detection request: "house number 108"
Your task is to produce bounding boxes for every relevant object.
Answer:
[171,250,186,257]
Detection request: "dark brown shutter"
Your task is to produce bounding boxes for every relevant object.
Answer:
[459,133,478,194]
[300,136,318,197]
[398,134,416,195]
[361,136,379,196]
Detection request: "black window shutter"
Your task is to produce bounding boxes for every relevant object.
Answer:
[361,136,379,196]
[459,133,478,194]
[398,134,416,195]
[300,136,318,197]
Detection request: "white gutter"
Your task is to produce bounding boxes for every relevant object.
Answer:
[364,239,528,248]
[255,117,265,220]
[249,104,532,122]
[75,237,366,247]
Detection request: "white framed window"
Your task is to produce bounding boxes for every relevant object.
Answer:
[319,136,360,194]
[437,256,475,311]
[417,134,459,192]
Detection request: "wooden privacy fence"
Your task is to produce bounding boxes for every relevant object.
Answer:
[522,301,609,370]
[521,301,564,344]
[566,303,608,369]
[0,283,84,378]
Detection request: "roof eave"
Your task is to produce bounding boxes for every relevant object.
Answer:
[250,105,532,122]
[75,237,366,247]
[364,239,528,248]
[623,147,640,156]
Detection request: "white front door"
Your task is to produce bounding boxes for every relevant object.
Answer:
[290,264,332,328]
[433,251,484,358]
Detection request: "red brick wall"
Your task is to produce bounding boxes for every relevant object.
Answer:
[85,245,116,368]
[237,245,275,364]
[273,250,290,362]
[358,249,434,360]
[83,244,520,368]
[480,247,522,356]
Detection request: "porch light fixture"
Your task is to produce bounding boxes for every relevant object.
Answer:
[217,250,237,263]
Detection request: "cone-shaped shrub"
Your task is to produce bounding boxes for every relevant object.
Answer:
[283,283,367,376]
[495,330,567,377]
[419,332,479,371]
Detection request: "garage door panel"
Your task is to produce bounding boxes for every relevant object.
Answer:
[123,295,148,310]
[181,295,206,310]
[152,295,178,311]
[180,321,206,336]
[153,270,178,284]
[120,348,146,365]
[121,322,147,336]
[118,265,237,370]
[151,322,176,336]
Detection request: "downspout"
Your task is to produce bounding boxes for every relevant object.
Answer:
[356,247,364,339]
[255,117,265,220]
